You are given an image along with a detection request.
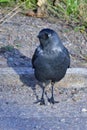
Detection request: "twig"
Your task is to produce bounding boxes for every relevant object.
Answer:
[1,9,20,25]
[0,1,26,25]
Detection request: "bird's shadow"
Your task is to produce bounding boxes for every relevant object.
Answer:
[0,46,40,103]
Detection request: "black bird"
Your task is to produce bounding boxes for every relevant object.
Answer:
[32,28,70,105]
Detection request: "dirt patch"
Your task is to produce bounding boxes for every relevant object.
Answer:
[0,8,87,68]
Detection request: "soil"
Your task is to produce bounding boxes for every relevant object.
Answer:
[0,7,87,69]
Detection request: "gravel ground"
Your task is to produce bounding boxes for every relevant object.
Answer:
[0,11,87,68]
[0,8,87,130]
[0,83,87,130]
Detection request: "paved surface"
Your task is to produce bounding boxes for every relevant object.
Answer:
[0,116,87,130]
[0,10,87,130]
[0,67,87,129]
[0,87,87,130]
[0,67,87,87]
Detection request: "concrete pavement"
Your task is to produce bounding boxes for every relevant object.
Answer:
[0,67,87,130]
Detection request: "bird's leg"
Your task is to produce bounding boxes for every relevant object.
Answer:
[34,86,45,105]
[40,86,45,105]
[34,83,46,105]
[48,82,59,104]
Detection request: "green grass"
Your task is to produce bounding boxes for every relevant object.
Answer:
[48,0,87,31]
[0,0,10,2]
[25,0,37,9]
[17,0,37,10]
[0,0,10,3]
[0,0,87,31]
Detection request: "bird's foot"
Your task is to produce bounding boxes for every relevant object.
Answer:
[40,97,45,105]
[48,97,59,104]
[34,98,45,105]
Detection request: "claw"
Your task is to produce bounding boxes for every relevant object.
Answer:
[40,98,45,105]
[48,97,59,104]
[34,98,45,105]
[34,85,46,105]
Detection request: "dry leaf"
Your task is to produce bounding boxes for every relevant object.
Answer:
[37,0,47,7]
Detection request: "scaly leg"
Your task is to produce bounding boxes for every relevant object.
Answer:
[40,86,45,105]
[48,82,59,104]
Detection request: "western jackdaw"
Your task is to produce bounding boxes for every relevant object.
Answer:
[32,28,70,105]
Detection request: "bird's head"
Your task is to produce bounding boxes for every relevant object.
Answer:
[37,28,62,49]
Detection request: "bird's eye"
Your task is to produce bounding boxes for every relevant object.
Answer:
[43,33,49,39]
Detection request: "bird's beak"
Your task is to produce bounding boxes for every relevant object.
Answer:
[37,34,42,39]
[37,35,40,38]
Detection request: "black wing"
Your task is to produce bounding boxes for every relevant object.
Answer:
[32,46,42,68]
[63,47,70,68]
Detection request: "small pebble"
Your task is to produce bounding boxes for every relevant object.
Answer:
[82,108,87,112]
[61,118,65,122]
